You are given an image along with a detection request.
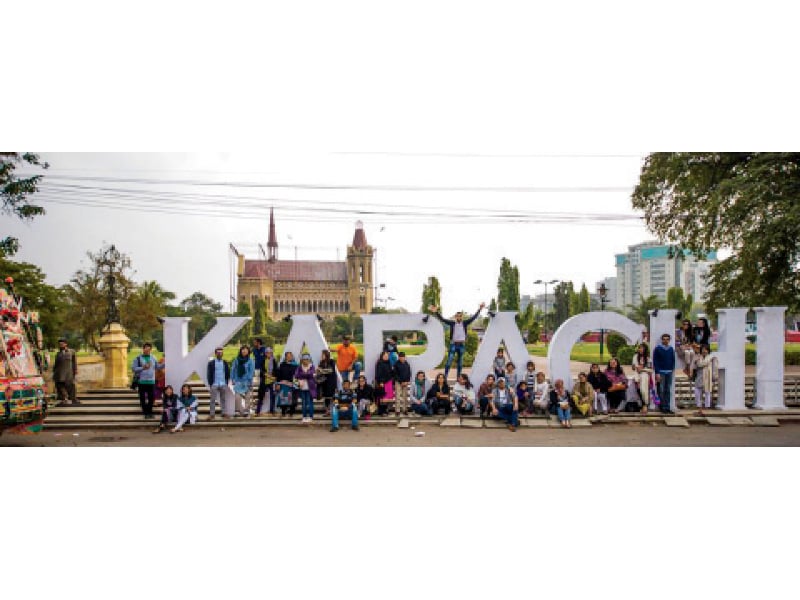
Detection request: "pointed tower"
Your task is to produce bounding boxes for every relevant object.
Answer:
[346,220,374,313]
[267,207,278,263]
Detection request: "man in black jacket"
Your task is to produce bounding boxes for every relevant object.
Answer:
[429,303,485,380]
[393,351,412,416]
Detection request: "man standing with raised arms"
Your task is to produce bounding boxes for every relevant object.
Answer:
[428,302,485,381]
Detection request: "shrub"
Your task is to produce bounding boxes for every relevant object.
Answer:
[616,345,636,366]
[607,333,627,357]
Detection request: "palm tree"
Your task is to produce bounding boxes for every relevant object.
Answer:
[626,294,665,326]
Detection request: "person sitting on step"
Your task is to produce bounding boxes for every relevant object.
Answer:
[330,379,359,432]
[477,374,496,418]
[409,371,432,416]
[172,384,199,433]
[489,376,519,432]
[453,373,476,414]
[153,384,179,434]
[426,373,451,416]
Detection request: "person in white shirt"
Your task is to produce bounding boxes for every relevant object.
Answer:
[452,373,476,414]
[530,371,550,415]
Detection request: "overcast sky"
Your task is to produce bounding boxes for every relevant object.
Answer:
[6,2,798,316]
[7,152,651,314]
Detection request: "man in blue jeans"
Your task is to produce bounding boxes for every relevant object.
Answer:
[330,380,359,432]
[429,302,485,381]
[653,333,676,415]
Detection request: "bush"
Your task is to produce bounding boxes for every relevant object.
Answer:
[607,333,627,357]
[616,345,636,366]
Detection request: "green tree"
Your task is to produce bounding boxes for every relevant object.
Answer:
[0,256,65,348]
[626,294,665,325]
[179,292,223,344]
[252,298,267,335]
[62,244,136,351]
[577,284,591,315]
[1,153,49,256]
[235,301,252,343]
[122,280,176,345]
[552,281,575,329]
[421,276,442,314]
[632,152,800,312]
[666,287,694,317]
[496,257,520,311]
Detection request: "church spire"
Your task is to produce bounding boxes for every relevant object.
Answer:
[268,207,278,262]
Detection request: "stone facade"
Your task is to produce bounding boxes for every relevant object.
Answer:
[236,211,374,319]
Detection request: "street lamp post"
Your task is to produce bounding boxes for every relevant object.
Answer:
[598,283,610,358]
[534,279,560,343]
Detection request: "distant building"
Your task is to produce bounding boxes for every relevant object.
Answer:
[595,276,618,309]
[614,241,717,307]
[236,209,375,319]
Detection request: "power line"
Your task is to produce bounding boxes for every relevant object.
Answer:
[33,193,644,226]
[40,173,634,194]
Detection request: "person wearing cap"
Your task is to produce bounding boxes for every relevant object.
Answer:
[230,345,255,418]
[335,335,360,386]
[294,352,317,423]
[489,376,519,432]
[206,346,230,420]
[428,303,485,380]
[53,338,78,406]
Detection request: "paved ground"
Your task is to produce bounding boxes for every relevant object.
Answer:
[2,422,799,446]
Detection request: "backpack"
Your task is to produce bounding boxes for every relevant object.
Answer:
[130,356,141,390]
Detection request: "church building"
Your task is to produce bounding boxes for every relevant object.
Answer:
[236,209,375,319]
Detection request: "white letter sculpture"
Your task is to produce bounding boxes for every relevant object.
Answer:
[163,316,251,391]
[361,313,445,384]
[754,306,787,410]
[471,312,531,387]
[547,311,643,388]
[283,315,331,365]
[714,308,748,410]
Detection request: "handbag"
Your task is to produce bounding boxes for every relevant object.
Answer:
[129,356,140,390]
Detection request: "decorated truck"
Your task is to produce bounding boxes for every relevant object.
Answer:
[0,277,48,435]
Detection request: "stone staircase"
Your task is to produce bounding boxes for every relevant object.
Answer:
[43,379,800,430]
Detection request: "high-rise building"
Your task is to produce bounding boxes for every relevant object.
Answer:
[615,241,717,307]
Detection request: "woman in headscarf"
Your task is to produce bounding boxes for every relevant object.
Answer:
[571,372,595,418]
[409,370,431,416]
[374,350,395,416]
[256,346,279,416]
[276,351,298,417]
[230,345,255,418]
[171,384,199,433]
[294,352,317,423]
[315,349,337,416]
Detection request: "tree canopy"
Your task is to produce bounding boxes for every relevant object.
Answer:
[496,257,520,311]
[1,152,49,256]
[421,276,441,314]
[632,152,800,312]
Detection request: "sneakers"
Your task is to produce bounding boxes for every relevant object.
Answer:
[508,425,516,432]
[352,425,359,431]
[330,426,339,432]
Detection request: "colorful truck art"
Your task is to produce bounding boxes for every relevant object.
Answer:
[0,278,48,435]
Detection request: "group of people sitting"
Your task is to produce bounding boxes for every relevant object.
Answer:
[149,317,719,433]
